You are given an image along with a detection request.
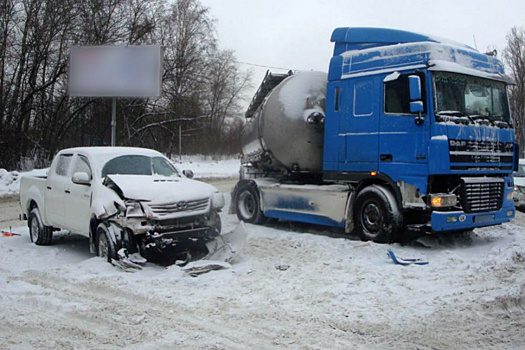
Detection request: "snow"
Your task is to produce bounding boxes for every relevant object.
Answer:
[278,71,327,121]
[1,159,525,348]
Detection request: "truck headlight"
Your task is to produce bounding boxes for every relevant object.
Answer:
[430,194,457,208]
[212,192,225,210]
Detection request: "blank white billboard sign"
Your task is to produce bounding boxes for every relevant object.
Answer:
[69,45,162,97]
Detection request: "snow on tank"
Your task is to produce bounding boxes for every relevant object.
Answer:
[242,71,327,173]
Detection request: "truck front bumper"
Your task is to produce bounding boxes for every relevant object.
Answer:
[431,207,515,232]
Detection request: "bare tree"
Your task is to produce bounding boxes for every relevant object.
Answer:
[504,27,525,157]
[0,0,251,170]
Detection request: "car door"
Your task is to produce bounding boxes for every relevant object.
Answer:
[45,153,74,228]
[64,154,93,235]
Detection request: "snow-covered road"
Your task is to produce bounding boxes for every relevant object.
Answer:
[1,189,524,349]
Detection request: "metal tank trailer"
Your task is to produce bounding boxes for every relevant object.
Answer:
[241,71,327,176]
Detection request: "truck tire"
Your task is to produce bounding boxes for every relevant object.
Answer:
[96,223,117,262]
[235,182,266,225]
[354,185,402,243]
[29,208,53,245]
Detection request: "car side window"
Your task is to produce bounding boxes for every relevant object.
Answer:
[72,155,92,179]
[55,154,73,176]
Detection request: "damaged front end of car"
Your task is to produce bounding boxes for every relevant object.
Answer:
[92,176,225,262]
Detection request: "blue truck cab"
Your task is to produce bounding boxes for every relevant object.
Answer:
[233,27,517,243]
[324,27,516,234]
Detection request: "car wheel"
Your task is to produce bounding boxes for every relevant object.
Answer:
[29,208,53,245]
[96,223,117,262]
[236,182,266,224]
[354,185,402,243]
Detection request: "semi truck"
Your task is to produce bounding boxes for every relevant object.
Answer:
[231,27,518,243]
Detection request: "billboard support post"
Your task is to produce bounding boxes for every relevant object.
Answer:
[111,98,117,146]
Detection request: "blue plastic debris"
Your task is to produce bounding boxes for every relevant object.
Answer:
[387,249,428,266]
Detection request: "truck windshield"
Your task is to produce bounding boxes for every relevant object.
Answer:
[101,155,180,178]
[434,72,511,127]
[515,163,525,177]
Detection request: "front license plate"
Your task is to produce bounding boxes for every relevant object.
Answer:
[474,214,494,223]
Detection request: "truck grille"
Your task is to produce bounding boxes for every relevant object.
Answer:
[147,198,209,217]
[460,177,504,213]
[449,139,514,171]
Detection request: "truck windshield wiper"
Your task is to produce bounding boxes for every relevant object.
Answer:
[436,111,475,124]
[469,115,495,127]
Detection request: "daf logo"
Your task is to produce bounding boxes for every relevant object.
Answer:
[177,201,188,210]
[450,140,467,147]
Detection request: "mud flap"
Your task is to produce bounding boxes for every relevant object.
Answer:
[203,222,248,263]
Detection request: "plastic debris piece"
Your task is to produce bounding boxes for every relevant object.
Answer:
[387,249,428,266]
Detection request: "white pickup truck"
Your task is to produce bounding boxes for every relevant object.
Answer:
[19,147,225,262]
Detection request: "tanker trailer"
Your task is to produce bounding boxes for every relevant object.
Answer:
[241,71,327,175]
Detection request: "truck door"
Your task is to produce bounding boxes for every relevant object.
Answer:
[339,77,380,172]
[64,154,93,235]
[378,71,430,181]
[45,153,73,228]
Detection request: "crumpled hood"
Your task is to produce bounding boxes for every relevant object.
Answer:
[107,174,218,203]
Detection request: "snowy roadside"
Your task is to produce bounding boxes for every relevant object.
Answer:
[1,193,524,348]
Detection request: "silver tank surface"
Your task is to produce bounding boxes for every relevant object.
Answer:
[242,71,327,172]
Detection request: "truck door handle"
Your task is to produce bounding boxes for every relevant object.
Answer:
[65,190,71,194]
[380,154,393,162]
[46,186,52,190]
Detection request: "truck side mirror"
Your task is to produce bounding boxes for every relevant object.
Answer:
[408,75,424,124]
[72,172,91,185]
[409,75,422,100]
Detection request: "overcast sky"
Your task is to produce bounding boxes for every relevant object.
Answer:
[200,0,525,100]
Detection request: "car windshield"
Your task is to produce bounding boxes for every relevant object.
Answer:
[434,72,512,127]
[101,155,179,178]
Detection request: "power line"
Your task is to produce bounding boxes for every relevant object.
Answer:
[236,61,291,71]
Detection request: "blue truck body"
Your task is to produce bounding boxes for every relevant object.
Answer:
[234,27,517,242]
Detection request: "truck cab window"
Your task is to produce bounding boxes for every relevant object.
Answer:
[55,154,73,176]
[385,73,426,114]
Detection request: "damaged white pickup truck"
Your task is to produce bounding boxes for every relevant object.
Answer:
[19,147,226,263]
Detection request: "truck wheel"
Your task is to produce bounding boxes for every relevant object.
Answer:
[96,223,117,262]
[354,185,402,243]
[236,182,266,224]
[29,208,53,245]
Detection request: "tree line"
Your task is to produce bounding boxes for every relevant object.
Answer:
[1,0,524,170]
[0,0,251,170]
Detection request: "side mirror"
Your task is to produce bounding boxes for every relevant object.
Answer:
[72,172,91,185]
[182,169,194,179]
[410,101,424,113]
[409,75,422,100]
[408,75,424,125]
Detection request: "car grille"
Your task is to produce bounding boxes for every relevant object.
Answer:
[460,177,504,213]
[449,139,514,171]
[147,198,209,217]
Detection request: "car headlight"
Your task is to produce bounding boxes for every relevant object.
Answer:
[212,192,225,210]
[125,201,145,217]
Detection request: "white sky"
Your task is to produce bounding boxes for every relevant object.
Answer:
[200,0,525,101]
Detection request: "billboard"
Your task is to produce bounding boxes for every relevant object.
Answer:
[68,45,162,97]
